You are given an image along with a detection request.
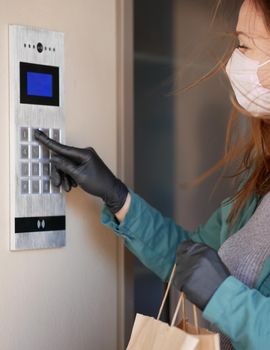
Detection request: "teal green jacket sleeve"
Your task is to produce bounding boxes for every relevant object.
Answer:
[101,190,223,282]
[203,276,270,350]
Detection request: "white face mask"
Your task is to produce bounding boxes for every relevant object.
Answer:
[226,49,270,117]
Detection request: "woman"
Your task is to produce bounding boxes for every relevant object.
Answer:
[35,0,270,348]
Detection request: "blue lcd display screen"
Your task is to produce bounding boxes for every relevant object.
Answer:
[20,62,59,106]
[27,72,53,98]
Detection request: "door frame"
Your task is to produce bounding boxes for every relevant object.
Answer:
[116,0,134,348]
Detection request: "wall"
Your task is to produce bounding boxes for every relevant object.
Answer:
[0,1,119,349]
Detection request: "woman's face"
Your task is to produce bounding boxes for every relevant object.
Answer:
[237,0,270,88]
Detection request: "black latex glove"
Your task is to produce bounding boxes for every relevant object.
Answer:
[34,129,129,214]
[173,240,230,311]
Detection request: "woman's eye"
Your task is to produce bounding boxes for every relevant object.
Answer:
[237,44,248,50]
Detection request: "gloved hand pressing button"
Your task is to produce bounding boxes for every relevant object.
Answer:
[34,129,129,214]
[173,240,230,311]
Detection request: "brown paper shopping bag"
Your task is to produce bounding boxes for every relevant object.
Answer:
[177,294,220,350]
[126,265,199,350]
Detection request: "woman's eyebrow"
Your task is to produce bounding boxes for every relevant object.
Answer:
[236,30,249,37]
[236,30,268,40]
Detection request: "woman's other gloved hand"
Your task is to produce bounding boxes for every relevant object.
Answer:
[34,129,129,214]
[173,240,230,311]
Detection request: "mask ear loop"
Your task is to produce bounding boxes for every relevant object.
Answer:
[257,59,270,91]
[258,58,270,68]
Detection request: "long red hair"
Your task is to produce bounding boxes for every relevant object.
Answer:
[183,0,270,231]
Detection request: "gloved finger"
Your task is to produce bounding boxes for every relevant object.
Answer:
[173,270,187,292]
[51,164,62,187]
[173,280,184,292]
[50,154,80,180]
[176,240,209,257]
[67,175,78,188]
[176,240,196,255]
[34,129,90,163]
[62,174,72,192]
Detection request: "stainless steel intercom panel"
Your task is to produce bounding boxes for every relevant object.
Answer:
[9,25,65,251]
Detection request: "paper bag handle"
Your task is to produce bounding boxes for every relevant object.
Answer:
[157,263,184,326]
[157,263,200,333]
[171,292,184,326]
[157,264,176,320]
[193,304,199,334]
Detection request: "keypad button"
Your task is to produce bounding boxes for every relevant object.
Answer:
[32,163,40,176]
[31,128,37,142]
[32,145,40,159]
[52,129,60,142]
[21,180,29,194]
[32,128,49,141]
[21,145,29,159]
[43,163,50,177]
[42,128,49,137]
[20,127,29,142]
[32,180,40,194]
[42,146,50,159]
[43,180,50,193]
[21,163,29,177]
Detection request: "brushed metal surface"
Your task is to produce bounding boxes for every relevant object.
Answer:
[14,231,66,250]
[9,25,65,250]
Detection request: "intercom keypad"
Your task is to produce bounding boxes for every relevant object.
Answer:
[20,127,61,195]
[10,25,65,250]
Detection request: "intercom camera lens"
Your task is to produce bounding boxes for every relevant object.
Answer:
[37,42,43,53]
